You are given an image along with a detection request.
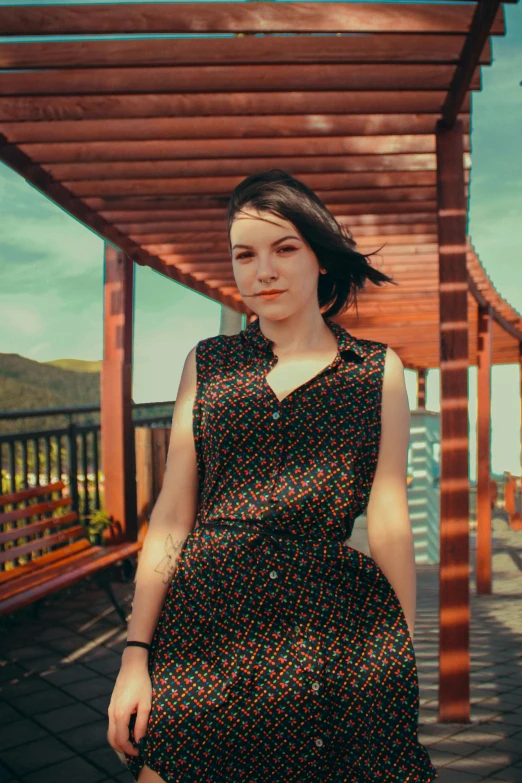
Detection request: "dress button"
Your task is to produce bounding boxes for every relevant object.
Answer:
[315,738,324,748]
[269,570,278,579]
[272,411,280,420]
[312,681,320,691]
[294,624,301,635]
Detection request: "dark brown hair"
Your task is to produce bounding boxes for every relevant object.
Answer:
[227,168,397,318]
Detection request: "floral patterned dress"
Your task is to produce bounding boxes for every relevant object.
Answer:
[124,315,438,782]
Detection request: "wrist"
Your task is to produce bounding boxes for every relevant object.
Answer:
[122,645,149,666]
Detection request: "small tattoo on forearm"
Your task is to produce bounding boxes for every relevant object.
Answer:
[154,534,184,584]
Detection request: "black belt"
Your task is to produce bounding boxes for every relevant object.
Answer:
[198,519,346,552]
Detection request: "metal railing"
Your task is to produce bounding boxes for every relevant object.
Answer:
[0,402,174,518]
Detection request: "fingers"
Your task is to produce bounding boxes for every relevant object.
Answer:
[108,706,140,757]
[133,702,152,745]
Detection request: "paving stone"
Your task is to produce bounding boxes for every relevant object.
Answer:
[60,718,111,753]
[431,769,482,782]
[0,673,49,701]
[0,701,24,723]
[1,736,75,776]
[445,747,521,775]
[0,718,49,751]
[84,655,122,676]
[489,769,522,783]
[491,736,522,754]
[39,663,99,687]
[86,746,128,777]
[60,675,114,701]
[448,729,510,746]
[36,626,75,643]
[21,755,106,783]
[45,634,95,654]
[9,687,76,716]
[33,702,103,734]
[4,646,54,663]
[0,664,27,686]
[472,722,522,737]
[18,656,63,674]
[0,762,17,783]
[114,770,134,782]
[86,693,112,716]
[500,714,522,727]
[430,738,484,757]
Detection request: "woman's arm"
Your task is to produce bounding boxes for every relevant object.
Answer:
[366,346,416,639]
[121,344,200,671]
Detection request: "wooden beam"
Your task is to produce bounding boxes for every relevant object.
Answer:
[23,134,452,164]
[476,303,493,595]
[42,154,448,184]
[442,1,504,128]
[0,91,470,123]
[63,176,440,200]
[0,35,492,70]
[101,245,137,543]
[436,119,470,724]
[0,64,481,97]
[0,114,471,144]
[102,210,437,227]
[0,131,242,312]
[0,3,505,36]
[115,221,436,238]
[88,197,439,215]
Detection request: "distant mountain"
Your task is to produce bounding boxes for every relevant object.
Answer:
[45,358,102,374]
[0,353,101,434]
[0,354,171,437]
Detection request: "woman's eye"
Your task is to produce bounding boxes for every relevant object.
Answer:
[236,246,295,261]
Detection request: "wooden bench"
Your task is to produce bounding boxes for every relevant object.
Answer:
[0,481,142,623]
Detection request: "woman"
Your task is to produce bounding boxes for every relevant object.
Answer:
[108,169,438,782]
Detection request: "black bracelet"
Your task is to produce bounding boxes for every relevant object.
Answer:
[126,641,151,651]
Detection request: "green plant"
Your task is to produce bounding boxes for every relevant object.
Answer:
[83,508,114,545]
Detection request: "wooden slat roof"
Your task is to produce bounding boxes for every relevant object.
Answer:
[0,1,520,370]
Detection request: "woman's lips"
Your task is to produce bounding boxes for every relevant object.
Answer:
[257,291,286,300]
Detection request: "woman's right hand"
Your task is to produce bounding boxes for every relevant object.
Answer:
[107,650,152,757]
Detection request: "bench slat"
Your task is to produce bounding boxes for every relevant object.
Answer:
[0,511,78,546]
[0,539,92,585]
[0,496,72,525]
[0,541,142,616]
[3,541,108,593]
[0,524,86,566]
[0,481,65,506]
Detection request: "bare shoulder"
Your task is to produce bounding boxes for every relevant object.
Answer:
[383,345,406,382]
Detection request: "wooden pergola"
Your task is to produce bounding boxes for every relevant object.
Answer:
[1,0,520,724]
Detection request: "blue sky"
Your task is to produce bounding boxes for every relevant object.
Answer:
[0,1,521,480]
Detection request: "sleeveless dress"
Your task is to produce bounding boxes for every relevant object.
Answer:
[124,314,438,783]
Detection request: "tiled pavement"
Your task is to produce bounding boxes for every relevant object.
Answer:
[0,519,521,783]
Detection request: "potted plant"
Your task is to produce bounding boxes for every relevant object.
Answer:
[83,508,114,546]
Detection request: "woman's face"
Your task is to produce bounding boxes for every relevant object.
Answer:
[230,208,322,320]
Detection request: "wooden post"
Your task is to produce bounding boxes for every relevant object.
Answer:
[436,119,470,723]
[101,244,137,543]
[135,426,153,545]
[417,369,426,409]
[476,304,493,594]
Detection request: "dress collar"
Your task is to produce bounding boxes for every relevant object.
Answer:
[241,314,365,360]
